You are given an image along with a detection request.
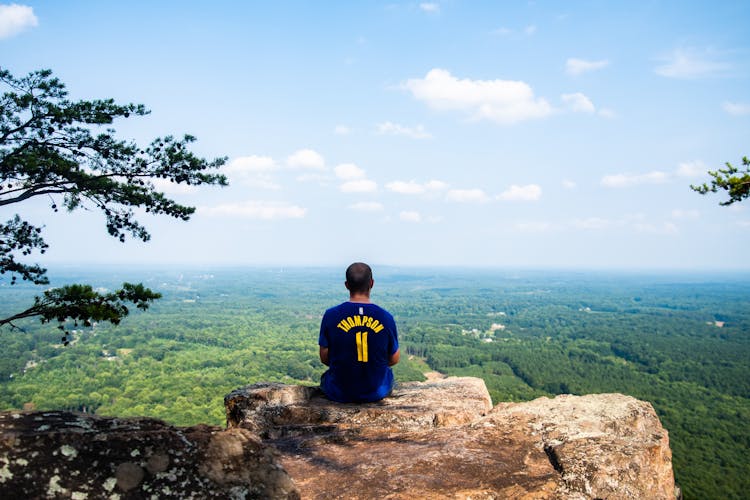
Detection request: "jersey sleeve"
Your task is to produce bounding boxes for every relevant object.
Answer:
[319,309,331,348]
[387,312,399,355]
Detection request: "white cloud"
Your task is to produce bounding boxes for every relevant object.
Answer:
[376,121,432,139]
[565,58,609,76]
[446,188,490,203]
[350,201,384,212]
[722,101,750,116]
[561,92,595,113]
[601,171,669,188]
[425,180,449,191]
[199,201,306,219]
[676,160,706,178]
[386,180,424,194]
[403,68,553,124]
[0,4,37,39]
[399,211,422,222]
[226,155,277,174]
[562,180,577,189]
[287,149,325,169]
[335,163,366,180]
[524,25,537,35]
[340,179,377,193]
[497,184,542,201]
[419,2,440,13]
[598,108,616,119]
[602,162,705,188]
[336,163,376,192]
[386,179,448,195]
[654,47,731,79]
[224,155,281,190]
[150,177,198,195]
[334,125,351,135]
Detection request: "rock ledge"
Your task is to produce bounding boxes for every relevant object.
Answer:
[0,377,676,499]
[225,377,676,500]
[0,411,299,499]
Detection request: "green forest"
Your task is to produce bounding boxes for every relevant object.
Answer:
[1,267,748,499]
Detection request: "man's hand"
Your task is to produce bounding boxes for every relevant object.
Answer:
[319,346,330,366]
[389,349,400,366]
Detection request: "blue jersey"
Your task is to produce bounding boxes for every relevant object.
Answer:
[319,301,399,403]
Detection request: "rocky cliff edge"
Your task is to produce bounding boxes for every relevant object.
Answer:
[0,376,676,499]
[224,377,676,499]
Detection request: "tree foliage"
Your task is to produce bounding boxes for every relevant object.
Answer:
[691,156,750,205]
[0,283,162,344]
[0,68,227,337]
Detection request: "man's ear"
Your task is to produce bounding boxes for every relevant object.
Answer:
[370,279,374,289]
[345,281,351,291]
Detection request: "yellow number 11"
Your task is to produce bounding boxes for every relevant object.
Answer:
[355,331,368,362]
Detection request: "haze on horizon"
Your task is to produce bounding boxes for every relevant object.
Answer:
[2,1,749,271]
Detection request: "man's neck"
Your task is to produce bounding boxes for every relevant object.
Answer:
[348,293,371,303]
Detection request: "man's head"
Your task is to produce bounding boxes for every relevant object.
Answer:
[345,262,373,296]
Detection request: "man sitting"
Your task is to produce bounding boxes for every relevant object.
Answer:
[319,262,400,403]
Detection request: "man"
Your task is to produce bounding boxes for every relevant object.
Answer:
[319,262,400,403]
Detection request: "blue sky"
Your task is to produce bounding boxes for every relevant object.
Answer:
[2,1,750,270]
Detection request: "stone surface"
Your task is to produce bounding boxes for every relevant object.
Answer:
[0,377,676,499]
[0,410,299,499]
[226,377,676,500]
[224,377,493,435]
[488,393,676,500]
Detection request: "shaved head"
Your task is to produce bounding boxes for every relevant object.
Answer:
[345,262,373,294]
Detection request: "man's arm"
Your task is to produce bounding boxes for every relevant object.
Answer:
[319,346,330,366]
[389,349,400,366]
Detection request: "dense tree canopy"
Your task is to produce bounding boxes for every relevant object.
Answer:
[691,156,750,205]
[0,68,227,339]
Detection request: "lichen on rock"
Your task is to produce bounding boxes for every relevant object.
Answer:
[0,411,299,499]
